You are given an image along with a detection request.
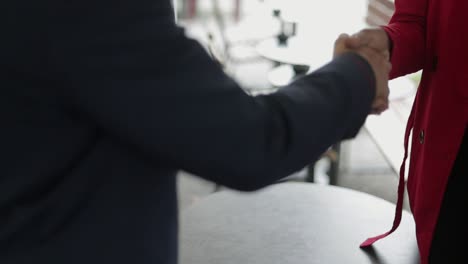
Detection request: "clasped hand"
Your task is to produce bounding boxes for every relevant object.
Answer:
[334,28,391,115]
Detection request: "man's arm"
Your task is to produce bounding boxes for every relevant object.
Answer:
[50,2,378,191]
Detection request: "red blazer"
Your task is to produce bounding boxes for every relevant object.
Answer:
[383,0,468,262]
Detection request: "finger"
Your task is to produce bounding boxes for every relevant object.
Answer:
[344,35,362,49]
[383,50,390,61]
[376,104,389,114]
[360,47,391,73]
[385,60,392,73]
[353,28,391,53]
[350,30,372,47]
[334,33,350,47]
[359,46,379,55]
[338,33,350,40]
[333,33,351,57]
[370,103,387,115]
[372,98,389,112]
[372,97,387,107]
[370,103,388,115]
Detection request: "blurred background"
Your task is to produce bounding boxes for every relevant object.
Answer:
[172,0,420,213]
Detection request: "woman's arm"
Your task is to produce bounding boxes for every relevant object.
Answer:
[383,0,429,78]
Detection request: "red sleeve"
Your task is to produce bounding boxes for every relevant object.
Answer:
[382,0,428,79]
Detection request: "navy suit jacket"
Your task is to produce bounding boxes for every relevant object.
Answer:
[1,0,375,263]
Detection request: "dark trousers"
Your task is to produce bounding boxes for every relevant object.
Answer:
[429,128,468,263]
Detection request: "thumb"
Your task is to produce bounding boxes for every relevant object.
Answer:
[335,33,350,47]
[333,33,350,57]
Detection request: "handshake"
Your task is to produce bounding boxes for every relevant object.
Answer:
[334,28,391,115]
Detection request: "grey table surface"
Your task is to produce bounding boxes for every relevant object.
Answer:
[180,182,420,264]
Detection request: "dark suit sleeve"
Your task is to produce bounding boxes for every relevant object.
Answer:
[53,3,375,191]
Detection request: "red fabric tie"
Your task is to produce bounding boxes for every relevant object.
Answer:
[360,107,415,247]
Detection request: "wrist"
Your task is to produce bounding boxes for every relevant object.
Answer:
[379,26,393,57]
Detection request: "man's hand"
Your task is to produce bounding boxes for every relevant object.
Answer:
[334,33,391,115]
